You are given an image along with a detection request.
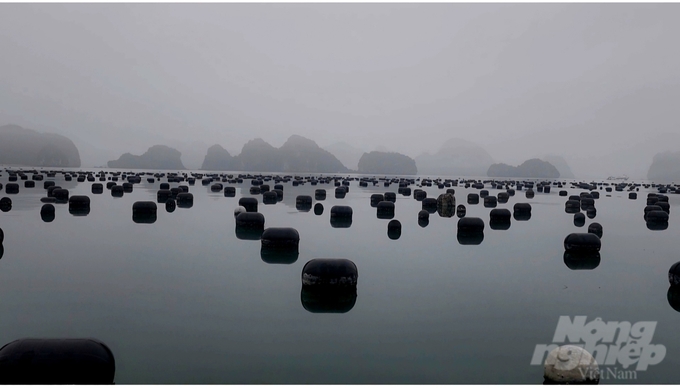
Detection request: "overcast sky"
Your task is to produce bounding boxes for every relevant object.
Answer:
[1,3,679,176]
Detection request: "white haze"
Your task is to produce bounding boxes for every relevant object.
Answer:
[1,3,679,178]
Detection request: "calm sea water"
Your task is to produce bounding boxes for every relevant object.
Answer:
[0,170,678,384]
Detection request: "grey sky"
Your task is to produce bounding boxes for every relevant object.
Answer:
[1,3,679,177]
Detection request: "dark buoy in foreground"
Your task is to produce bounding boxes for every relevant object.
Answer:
[165,199,176,213]
[456,204,466,218]
[176,192,194,208]
[457,217,484,245]
[489,209,511,230]
[513,203,532,221]
[302,258,358,287]
[0,338,115,384]
[68,196,91,216]
[422,198,437,213]
[668,261,680,285]
[261,227,300,249]
[314,203,324,215]
[667,285,680,312]
[543,345,599,384]
[0,197,11,212]
[564,233,601,252]
[301,285,357,314]
[0,227,3,244]
[260,227,300,264]
[376,201,395,219]
[295,195,313,212]
[588,222,603,239]
[574,212,586,227]
[41,204,55,223]
[330,206,353,228]
[563,251,601,270]
[235,212,265,229]
[132,201,157,224]
[387,220,401,240]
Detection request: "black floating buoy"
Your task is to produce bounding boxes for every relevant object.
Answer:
[458,217,484,234]
[483,195,497,208]
[4,183,19,195]
[513,203,532,221]
[370,194,384,207]
[165,199,176,213]
[110,185,124,198]
[667,285,680,312]
[302,258,358,287]
[0,197,11,213]
[0,338,115,384]
[330,206,353,228]
[295,195,313,212]
[387,219,401,240]
[564,233,601,252]
[422,198,437,213]
[224,186,236,197]
[587,222,603,239]
[564,251,601,270]
[574,212,586,227]
[53,188,70,203]
[456,204,466,218]
[489,209,511,230]
[0,227,4,244]
[314,203,324,215]
[261,227,300,249]
[335,186,347,199]
[646,210,669,224]
[238,197,258,213]
[315,189,326,201]
[376,201,395,219]
[467,193,479,205]
[262,191,278,205]
[235,211,265,229]
[176,192,194,208]
[668,261,680,285]
[68,196,91,217]
[132,201,157,224]
[301,285,357,314]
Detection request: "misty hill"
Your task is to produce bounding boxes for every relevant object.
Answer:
[0,124,81,167]
[108,145,185,170]
[648,151,680,182]
[358,151,417,175]
[277,135,349,173]
[487,158,560,178]
[541,155,576,179]
[201,144,233,171]
[415,138,494,177]
[323,141,364,170]
[228,135,350,173]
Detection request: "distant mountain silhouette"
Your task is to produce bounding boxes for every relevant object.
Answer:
[201,144,233,171]
[108,145,185,169]
[323,142,364,170]
[541,155,576,179]
[487,158,560,178]
[208,135,349,173]
[415,138,494,176]
[358,151,417,175]
[648,151,680,181]
[0,124,81,167]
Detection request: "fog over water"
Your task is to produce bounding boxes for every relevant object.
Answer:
[1,4,679,178]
